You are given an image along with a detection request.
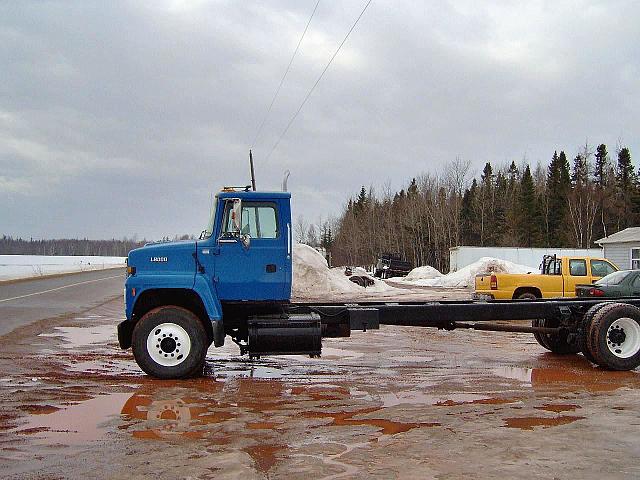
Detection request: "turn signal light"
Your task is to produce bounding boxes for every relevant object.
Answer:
[127,266,136,276]
[589,288,605,297]
[490,274,498,290]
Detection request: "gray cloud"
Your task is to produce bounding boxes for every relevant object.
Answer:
[1,0,638,239]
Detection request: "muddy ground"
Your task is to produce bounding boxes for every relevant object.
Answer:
[1,293,639,479]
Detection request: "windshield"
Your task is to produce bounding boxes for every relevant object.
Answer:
[201,199,217,239]
[595,270,631,286]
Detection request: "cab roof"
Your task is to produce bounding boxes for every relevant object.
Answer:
[215,189,291,200]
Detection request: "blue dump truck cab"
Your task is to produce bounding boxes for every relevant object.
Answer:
[119,188,297,378]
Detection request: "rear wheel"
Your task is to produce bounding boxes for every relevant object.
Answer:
[577,303,611,364]
[587,303,640,371]
[519,293,552,351]
[132,306,207,379]
[531,318,551,350]
[531,317,580,354]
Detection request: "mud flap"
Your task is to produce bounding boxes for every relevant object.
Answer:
[211,319,225,347]
[118,320,134,349]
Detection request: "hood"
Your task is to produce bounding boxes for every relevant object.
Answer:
[127,240,197,276]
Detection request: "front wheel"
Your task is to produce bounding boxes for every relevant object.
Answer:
[132,306,208,379]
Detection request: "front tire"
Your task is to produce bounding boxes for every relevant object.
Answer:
[132,306,207,379]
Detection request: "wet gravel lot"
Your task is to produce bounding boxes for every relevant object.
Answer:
[1,295,639,479]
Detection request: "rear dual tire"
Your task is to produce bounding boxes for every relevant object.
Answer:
[531,318,580,354]
[585,303,640,371]
[132,306,207,379]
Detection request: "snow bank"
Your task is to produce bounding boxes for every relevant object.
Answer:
[405,265,443,281]
[293,244,361,296]
[396,257,538,288]
[0,255,126,281]
[292,244,397,296]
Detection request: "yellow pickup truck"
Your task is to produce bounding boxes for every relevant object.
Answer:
[474,255,618,299]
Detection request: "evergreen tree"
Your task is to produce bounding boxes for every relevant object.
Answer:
[517,165,542,247]
[616,147,636,229]
[617,147,634,191]
[545,151,571,246]
[354,186,367,216]
[460,180,479,245]
[594,144,609,189]
[571,154,588,186]
[407,178,418,197]
[493,172,508,245]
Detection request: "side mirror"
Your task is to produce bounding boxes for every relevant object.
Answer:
[240,234,251,249]
[231,199,242,233]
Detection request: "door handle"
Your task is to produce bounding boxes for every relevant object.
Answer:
[266,264,277,273]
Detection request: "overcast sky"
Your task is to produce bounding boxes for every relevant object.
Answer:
[1,0,639,240]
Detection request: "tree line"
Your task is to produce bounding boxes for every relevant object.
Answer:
[0,235,193,257]
[309,143,636,272]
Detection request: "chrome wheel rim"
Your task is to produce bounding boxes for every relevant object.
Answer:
[147,323,191,366]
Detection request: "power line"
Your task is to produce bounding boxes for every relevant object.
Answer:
[263,0,373,165]
[251,0,321,148]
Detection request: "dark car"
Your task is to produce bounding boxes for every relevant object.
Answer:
[575,270,640,297]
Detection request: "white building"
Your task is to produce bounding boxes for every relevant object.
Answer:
[595,227,640,270]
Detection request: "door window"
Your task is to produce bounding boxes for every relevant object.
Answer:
[632,248,640,269]
[569,259,587,276]
[590,259,616,277]
[222,202,278,239]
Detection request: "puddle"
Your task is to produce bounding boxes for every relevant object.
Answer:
[534,404,580,413]
[389,355,435,363]
[530,366,640,393]
[39,325,116,349]
[17,405,61,415]
[493,366,533,383]
[243,444,287,472]
[219,365,286,380]
[436,396,517,407]
[304,407,439,434]
[379,390,492,407]
[315,347,364,360]
[503,415,586,430]
[14,392,131,444]
[65,359,140,376]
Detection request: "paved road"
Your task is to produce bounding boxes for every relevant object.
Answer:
[0,269,125,336]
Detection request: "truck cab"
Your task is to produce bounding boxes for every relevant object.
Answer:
[119,188,297,378]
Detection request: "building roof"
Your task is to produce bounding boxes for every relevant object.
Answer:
[595,227,640,245]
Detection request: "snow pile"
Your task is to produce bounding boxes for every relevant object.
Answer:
[397,257,537,288]
[404,265,443,281]
[292,244,397,296]
[293,244,362,296]
[0,255,126,281]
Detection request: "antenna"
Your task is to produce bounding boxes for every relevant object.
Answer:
[282,170,291,192]
[249,150,257,191]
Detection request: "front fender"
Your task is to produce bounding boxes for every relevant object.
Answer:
[192,275,223,321]
[125,274,222,321]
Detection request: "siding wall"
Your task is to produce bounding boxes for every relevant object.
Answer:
[602,242,640,269]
